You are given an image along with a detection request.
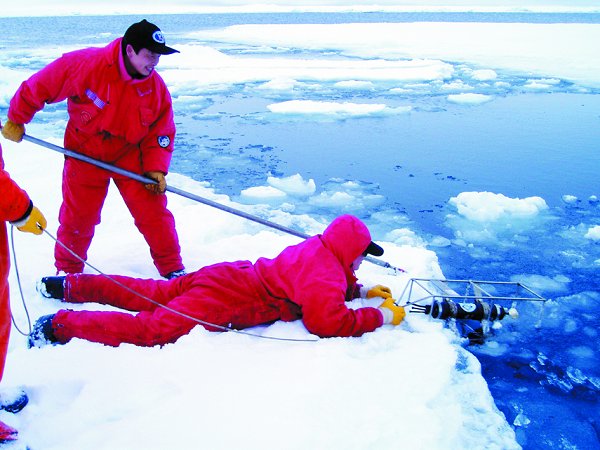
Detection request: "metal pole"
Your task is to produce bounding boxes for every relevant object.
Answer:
[22,134,309,239]
[20,134,405,272]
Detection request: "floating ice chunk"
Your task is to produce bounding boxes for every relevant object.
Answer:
[525,78,561,90]
[256,78,300,91]
[267,173,316,197]
[239,174,317,205]
[471,69,498,81]
[446,197,546,243]
[388,87,412,94]
[441,80,474,91]
[447,93,493,105]
[267,100,411,117]
[449,192,548,222]
[475,341,510,357]
[524,81,553,90]
[566,366,587,385]
[384,227,426,247]
[584,225,600,241]
[428,236,452,248]
[239,185,287,204]
[562,194,578,204]
[513,412,531,427]
[511,274,570,294]
[309,191,355,208]
[308,191,384,210]
[334,80,375,89]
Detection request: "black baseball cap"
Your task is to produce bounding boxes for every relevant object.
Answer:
[123,19,179,55]
[363,241,384,257]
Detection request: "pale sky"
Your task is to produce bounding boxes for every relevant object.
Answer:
[2,0,599,17]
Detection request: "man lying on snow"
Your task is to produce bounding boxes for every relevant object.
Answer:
[29,215,405,348]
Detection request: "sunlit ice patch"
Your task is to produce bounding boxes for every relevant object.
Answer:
[445,191,552,244]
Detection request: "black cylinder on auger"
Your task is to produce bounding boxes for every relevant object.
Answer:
[412,298,511,322]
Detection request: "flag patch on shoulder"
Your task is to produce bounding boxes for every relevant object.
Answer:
[158,136,171,148]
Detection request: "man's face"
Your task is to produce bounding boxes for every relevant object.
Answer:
[126,45,161,77]
[351,255,365,271]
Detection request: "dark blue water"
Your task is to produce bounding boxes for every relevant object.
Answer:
[2,12,599,449]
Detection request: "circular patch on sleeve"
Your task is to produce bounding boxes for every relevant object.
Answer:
[158,136,171,148]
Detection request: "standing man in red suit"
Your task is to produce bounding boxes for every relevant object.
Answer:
[1,19,186,280]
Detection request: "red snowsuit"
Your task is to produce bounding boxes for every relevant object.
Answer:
[0,144,32,379]
[51,215,384,346]
[8,38,183,277]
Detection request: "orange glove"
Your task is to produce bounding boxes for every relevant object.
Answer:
[378,298,406,326]
[11,206,47,235]
[144,171,167,194]
[1,119,25,143]
[367,285,392,299]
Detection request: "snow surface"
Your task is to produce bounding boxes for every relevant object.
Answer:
[180,22,600,89]
[2,140,518,450]
[1,4,599,449]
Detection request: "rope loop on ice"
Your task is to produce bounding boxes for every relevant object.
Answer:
[10,227,318,343]
[9,226,33,336]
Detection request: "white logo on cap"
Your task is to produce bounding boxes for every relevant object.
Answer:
[152,31,166,44]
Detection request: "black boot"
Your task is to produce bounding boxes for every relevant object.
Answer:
[28,314,61,349]
[37,276,65,300]
[0,388,28,414]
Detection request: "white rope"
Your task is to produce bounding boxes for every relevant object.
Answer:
[9,226,33,337]
[40,227,318,343]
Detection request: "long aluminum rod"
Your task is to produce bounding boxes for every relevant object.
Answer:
[20,133,404,272]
